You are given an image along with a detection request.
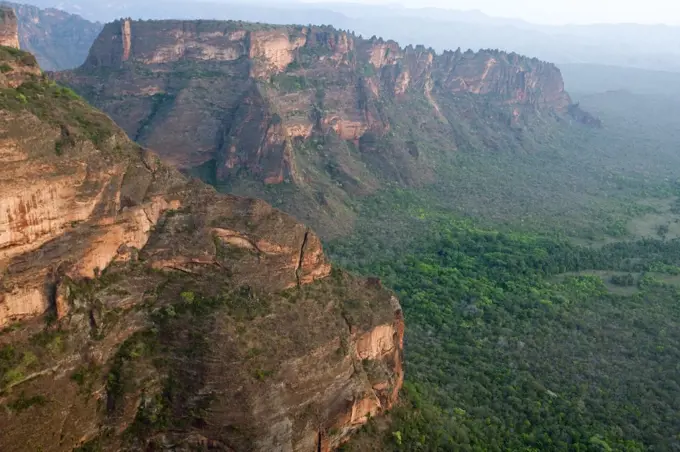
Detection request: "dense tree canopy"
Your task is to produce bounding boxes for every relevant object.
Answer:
[331,202,680,451]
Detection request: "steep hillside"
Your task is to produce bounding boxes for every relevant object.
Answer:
[2,1,102,70]
[0,16,402,452]
[58,19,597,237]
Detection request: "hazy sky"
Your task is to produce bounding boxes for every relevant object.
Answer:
[303,0,680,25]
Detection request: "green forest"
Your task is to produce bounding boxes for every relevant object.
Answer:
[330,193,680,451]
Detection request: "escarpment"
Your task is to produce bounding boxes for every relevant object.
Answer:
[58,19,597,236]
[0,34,403,451]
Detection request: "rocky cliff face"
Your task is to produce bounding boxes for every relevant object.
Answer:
[81,20,573,108]
[4,2,103,70]
[0,6,19,48]
[0,42,402,451]
[59,19,596,237]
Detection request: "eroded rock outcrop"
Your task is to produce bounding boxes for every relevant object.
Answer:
[433,49,571,109]
[0,47,402,452]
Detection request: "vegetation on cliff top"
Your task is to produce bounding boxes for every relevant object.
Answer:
[0,44,36,66]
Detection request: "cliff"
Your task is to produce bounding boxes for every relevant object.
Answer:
[59,19,597,237]
[0,43,403,451]
[0,6,19,48]
[4,2,103,70]
[80,21,572,107]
